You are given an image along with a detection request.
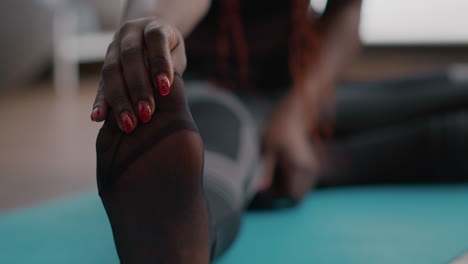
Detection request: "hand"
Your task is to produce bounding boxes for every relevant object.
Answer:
[90,17,187,133]
[257,92,320,204]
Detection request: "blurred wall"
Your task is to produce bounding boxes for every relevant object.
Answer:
[0,0,123,90]
[82,0,124,30]
[0,0,53,90]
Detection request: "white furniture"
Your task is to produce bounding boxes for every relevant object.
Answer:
[52,1,123,96]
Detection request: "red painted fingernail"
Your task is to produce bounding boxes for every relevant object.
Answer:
[137,102,152,123]
[119,112,135,133]
[157,74,170,96]
[90,107,100,121]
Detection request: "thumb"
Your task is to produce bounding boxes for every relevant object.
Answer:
[257,150,276,192]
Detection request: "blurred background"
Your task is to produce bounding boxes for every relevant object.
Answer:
[0,0,467,213]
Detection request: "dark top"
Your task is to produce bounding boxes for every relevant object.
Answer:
[184,0,293,91]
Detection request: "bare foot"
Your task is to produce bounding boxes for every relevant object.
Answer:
[96,74,210,264]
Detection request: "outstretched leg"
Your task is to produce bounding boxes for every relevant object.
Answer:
[319,74,468,186]
[333,74,468,135]
[96,74,210,264]
[320,111,468,186]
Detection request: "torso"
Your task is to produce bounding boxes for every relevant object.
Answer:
[185,0,292,90]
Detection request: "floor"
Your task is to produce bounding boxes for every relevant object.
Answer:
[0,77,102,212]
[1,46,467,213]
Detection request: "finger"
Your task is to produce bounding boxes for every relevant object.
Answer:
[280,154,313,204]
[287,140,319,203]
[102,41,137,133]
[282,166,308,203]
[120,29,155,123]
[292,170,314,203]
[144,22,174,96]
[257,150,276,192]
[91,80,109,122]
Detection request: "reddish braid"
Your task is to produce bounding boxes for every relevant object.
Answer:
[217,0,321,92]
[289,0,321,88]
[217,0,250,90]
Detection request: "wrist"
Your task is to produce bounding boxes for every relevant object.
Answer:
[122,0,156,22]
[288,76,336,131]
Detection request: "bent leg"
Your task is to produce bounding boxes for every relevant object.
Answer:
[333,75,468,135]
[321,111,468,186]
[186,83,262,259]
[318,74,468,186]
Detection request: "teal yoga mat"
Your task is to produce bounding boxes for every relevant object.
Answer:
[1,184,467,263]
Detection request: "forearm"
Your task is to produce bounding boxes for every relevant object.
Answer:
[123,0,212,36]
[285,1,362,132]
[312,0,362,85]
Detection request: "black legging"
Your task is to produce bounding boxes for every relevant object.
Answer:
[184,72,468,259]
[324,73,468,186]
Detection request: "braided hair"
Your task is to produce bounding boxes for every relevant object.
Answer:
[217,0,321,90]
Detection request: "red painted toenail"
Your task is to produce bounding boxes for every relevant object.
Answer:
[137,102,152,123]
[120,112,135,133]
